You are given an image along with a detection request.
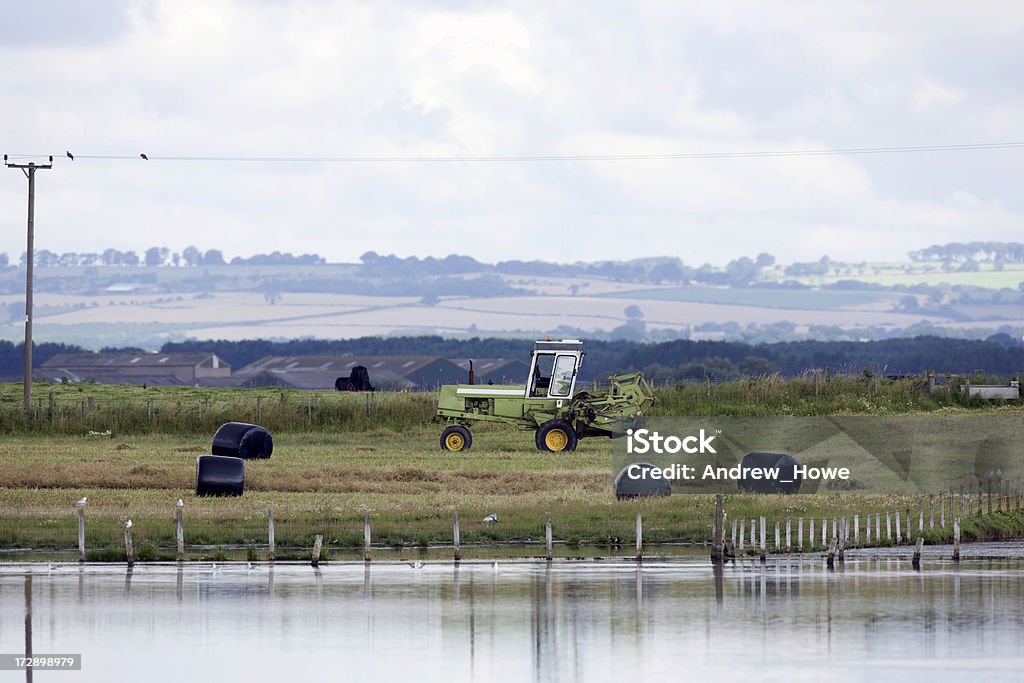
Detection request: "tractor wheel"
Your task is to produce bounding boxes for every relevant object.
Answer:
[536,420,578,453]
[440,425,473,452]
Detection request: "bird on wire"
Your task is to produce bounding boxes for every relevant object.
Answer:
[66,151,74,161]
[483,513,498,525]
[140,153,148,160]
[74,496,88,508]
[124,519,132,529]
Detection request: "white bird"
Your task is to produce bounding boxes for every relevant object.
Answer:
[124,519,132,529]
[48,562,62,571]
[407,561,425,569]
[491,561,498,571]
[176,498,184,508]
[247,562,254,570]
[483,513,498,524]
[74,497,87,508]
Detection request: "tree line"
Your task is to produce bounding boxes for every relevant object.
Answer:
[908,241,1024,263]
[0,247,326,268]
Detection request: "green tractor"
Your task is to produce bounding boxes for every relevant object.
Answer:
[435,339,655,452]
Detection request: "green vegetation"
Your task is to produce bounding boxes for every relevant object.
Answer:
[0,380,1022,558]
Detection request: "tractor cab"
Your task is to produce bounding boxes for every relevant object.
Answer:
[526,339,584,399]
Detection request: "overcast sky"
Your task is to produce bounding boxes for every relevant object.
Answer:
[2,1,1022,266]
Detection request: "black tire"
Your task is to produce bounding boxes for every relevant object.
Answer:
[440,425,472,452]
[536,420,578,453]
[195,455,245,496]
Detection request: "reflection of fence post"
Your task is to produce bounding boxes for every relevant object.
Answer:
[78,507,86,562]
[546,512,553,562]
[268,510,276,562]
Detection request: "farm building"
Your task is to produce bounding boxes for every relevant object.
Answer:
[452,358,530,385]
[39,352,231,386]
[233,355,467,391]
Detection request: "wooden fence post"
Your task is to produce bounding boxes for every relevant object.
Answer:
[919,501,925,532]
[311,534,323,567]
[952,518,961,562]
[546,512,554,562]
[866,513,872,546]
[822,518,827,549]
[939,493,945,528]
[453,512,461,563]
[268,510,276,562]
[731,518,737,550]
[176,506,184,562]
[886,511,892,542]
[826,538,836,569]
[785,518,791,552]
[124,525,134,567]
[809,517,814,550]
[759,515,766,563]
[630,516,638,565]
[895,510,902,544]
[774,522,780,552]
[854,514,859,546]
[798,517,804,552]
[739,520,745,552]
[78,507,86,563]
[912,537,923,570]
[711,495,724,564]
[363,511,372,563]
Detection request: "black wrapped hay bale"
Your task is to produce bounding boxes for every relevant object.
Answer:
[212,422,273,460]
[738,452,802,494]
[613,462,673,500]
[195,455,245,497]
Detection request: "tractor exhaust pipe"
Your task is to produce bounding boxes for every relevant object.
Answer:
[468,360,475,385]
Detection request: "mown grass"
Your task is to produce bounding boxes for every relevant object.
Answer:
[1,378,1022,558]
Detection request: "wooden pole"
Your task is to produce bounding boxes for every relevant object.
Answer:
[929,496,934,529]
[952,518,961,563]
[176,506,184,562]
[267,510,276,562]
[906,508,911,541]
[77,507,86,563]
[363,511,371,563]
[704,376,711,400]
[886,511,892,542]
[311,534,323,567]
[939,493,945,528]
[987,479,993,516]
[731,517,737,549]
[785,518,791,552]
[546,512,553,562]
[822,518,827,548]
[853,514,859,546]
[866,513,872,546]
[838,522,846,564]
[809,517,814,549]
[895,510,902,544]
[797,517,804,552]
[124,527,134,567]
[774,522,780,552]
[919,500,924,532]
[711,494,724,564]
[912,537,923,570]
[636,513,643,562]
[826,537,836,569]
[453,512,461,563]
[739,520,745,552]
[759,515,766,563]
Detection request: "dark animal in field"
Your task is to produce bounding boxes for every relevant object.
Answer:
[335,365,374,392]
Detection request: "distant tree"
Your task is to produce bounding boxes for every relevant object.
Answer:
[739,356,775,376]
[755,252,776,268]
[624,304,644,320]
[0,253,8,267]
[144,247,168,266]
[182,245,202,266]
[203,249,225,266]
[123,251,140,267]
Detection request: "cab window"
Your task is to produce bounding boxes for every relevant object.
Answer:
[549,355,577,397]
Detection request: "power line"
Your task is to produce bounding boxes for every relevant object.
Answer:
[4,141,1024,164]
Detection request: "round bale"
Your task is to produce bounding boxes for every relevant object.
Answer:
[738,452,802,494]
[613,462,673,500]
[211,422,274,460]
[195,455,245,497]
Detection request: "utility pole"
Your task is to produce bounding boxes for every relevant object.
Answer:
[4,155,53,411]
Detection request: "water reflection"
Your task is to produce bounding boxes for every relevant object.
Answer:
[2,556,1024,682]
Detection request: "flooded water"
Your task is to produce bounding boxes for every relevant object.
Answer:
[2,549,1024,682]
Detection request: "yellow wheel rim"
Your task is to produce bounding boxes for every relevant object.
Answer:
[545,429,568,451]
[445,432,465,451]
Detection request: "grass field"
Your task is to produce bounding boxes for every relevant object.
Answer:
[2,380,1023,559]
